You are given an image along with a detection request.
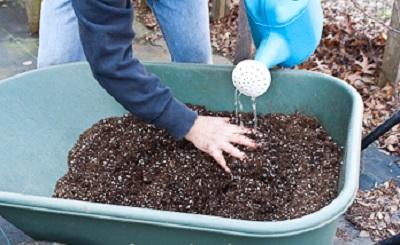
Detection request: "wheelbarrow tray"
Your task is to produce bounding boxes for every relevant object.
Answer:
[0,62,363,245]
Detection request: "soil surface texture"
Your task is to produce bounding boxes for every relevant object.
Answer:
[54,105,342,221]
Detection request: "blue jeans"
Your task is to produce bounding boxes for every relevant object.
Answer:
[37,0,212,68]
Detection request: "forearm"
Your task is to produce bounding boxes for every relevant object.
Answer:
[71,0,197,139]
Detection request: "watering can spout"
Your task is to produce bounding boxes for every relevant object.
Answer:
[255,32,290,69]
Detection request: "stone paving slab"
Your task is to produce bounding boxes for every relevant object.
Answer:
[0,0,32,38]
[361,145,400,191]
[0,0,38,80]
[0,216,33,245]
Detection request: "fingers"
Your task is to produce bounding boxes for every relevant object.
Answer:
[227,124,254,135]
[220,117,257,135]
[230,135,257,148]
[224,124,258,148]
[210,149,231,173]
[222,143,246,160]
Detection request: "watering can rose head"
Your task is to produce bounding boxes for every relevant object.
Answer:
[232,60,271,98]
[244,0,323,68]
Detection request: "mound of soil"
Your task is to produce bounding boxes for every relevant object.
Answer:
[54,105,342,221]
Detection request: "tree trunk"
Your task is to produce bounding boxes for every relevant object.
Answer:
[24,0,41,34]
[378,0,400,87]
[211,0,228,21]
[233,0,254,65]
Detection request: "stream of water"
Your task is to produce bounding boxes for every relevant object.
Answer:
[234,90,258,129]
[252,96,257,129]
[234,89,239,124]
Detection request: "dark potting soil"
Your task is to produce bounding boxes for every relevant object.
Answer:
[54,105,342,221]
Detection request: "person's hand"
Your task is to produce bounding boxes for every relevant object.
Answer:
[185,116,257,173]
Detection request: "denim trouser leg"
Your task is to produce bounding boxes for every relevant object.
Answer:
[146,0,212,64]
[37,0,86,68]
[37,0,212,68]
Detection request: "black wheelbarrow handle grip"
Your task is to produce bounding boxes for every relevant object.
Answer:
[362,111,400,150]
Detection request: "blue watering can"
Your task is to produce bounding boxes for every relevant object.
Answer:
[244,0,323,68]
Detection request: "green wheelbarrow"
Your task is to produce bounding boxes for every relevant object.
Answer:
[0,62,362,245]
